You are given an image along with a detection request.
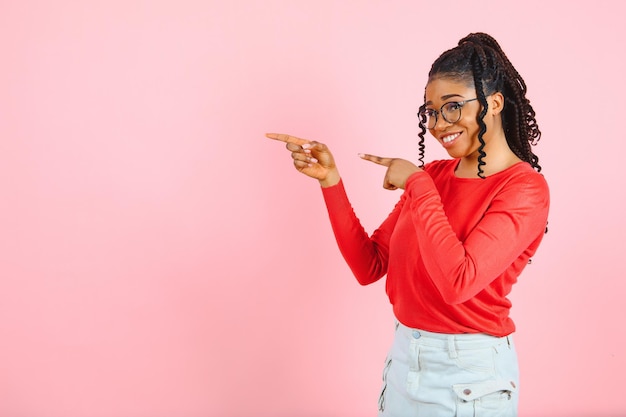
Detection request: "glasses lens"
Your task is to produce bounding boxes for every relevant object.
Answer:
[441,102,462,124]
[421,109,436,129]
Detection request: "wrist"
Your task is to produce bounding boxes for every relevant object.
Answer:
[319,169,341,188]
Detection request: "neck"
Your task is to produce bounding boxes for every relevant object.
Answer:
[456,133,522,178]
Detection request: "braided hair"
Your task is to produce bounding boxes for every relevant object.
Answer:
[417,33,541,178]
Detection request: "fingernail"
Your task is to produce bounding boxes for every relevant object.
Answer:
[302,143,311,150]
[309,157,318,163]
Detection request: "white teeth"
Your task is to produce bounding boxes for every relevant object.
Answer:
[442,133,460,143]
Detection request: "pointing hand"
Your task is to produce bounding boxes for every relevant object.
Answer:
[359,153,422,190]
[266,133,340,187]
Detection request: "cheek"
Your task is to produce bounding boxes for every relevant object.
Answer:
[461,116,480,135]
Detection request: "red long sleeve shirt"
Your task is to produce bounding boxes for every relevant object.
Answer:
[321,159,549,337]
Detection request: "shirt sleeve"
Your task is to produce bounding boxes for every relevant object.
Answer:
[405,170,550,304]
[321,180,404,285]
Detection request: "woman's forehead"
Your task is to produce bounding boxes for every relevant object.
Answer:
[425,78,474,102]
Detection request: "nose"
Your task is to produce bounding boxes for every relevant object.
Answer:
[433,113,452,131]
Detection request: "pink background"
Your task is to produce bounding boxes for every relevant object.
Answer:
[1,1,624,416]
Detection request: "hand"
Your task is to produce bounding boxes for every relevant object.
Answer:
[266,133,340,187]
[359,154,422,190]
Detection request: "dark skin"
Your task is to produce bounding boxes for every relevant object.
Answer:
[265,133,421,190]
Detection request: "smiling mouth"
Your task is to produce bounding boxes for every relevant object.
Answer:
[442,132,460,143]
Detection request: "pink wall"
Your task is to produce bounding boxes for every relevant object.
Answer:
[1,1,624,416]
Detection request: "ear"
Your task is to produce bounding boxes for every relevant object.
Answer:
[489,91,505,116]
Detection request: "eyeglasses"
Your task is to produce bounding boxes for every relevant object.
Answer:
[419,98,478,129]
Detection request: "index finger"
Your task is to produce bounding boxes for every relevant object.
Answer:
[265,133,310,146]
[359,153,393,167]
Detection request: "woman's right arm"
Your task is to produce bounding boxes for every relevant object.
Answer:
[322,181,404,285]
[266,133,400,285]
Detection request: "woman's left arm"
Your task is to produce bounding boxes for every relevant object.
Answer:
[406,171,550,304]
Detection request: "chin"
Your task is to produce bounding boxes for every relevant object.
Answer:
[445,149,464,159]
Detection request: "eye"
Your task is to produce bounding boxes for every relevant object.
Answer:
[444,101,462,111]
[423,109,437,117]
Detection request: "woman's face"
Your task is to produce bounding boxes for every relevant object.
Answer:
[424,77,487,160]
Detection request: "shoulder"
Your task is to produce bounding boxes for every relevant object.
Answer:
[494,163,550,206]
[504,163,549,191]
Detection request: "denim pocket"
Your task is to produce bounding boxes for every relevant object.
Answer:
[453,346,496,375]
[453,379,517,417]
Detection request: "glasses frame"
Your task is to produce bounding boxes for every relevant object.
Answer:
[420,98,478,129]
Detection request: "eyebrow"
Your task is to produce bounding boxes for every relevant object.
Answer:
[424,94,466,106]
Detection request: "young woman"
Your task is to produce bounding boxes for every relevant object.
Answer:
[267,32,549,417]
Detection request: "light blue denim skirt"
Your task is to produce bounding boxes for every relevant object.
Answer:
[378,321,519,417]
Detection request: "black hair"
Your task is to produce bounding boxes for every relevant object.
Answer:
[417,33,541,178]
